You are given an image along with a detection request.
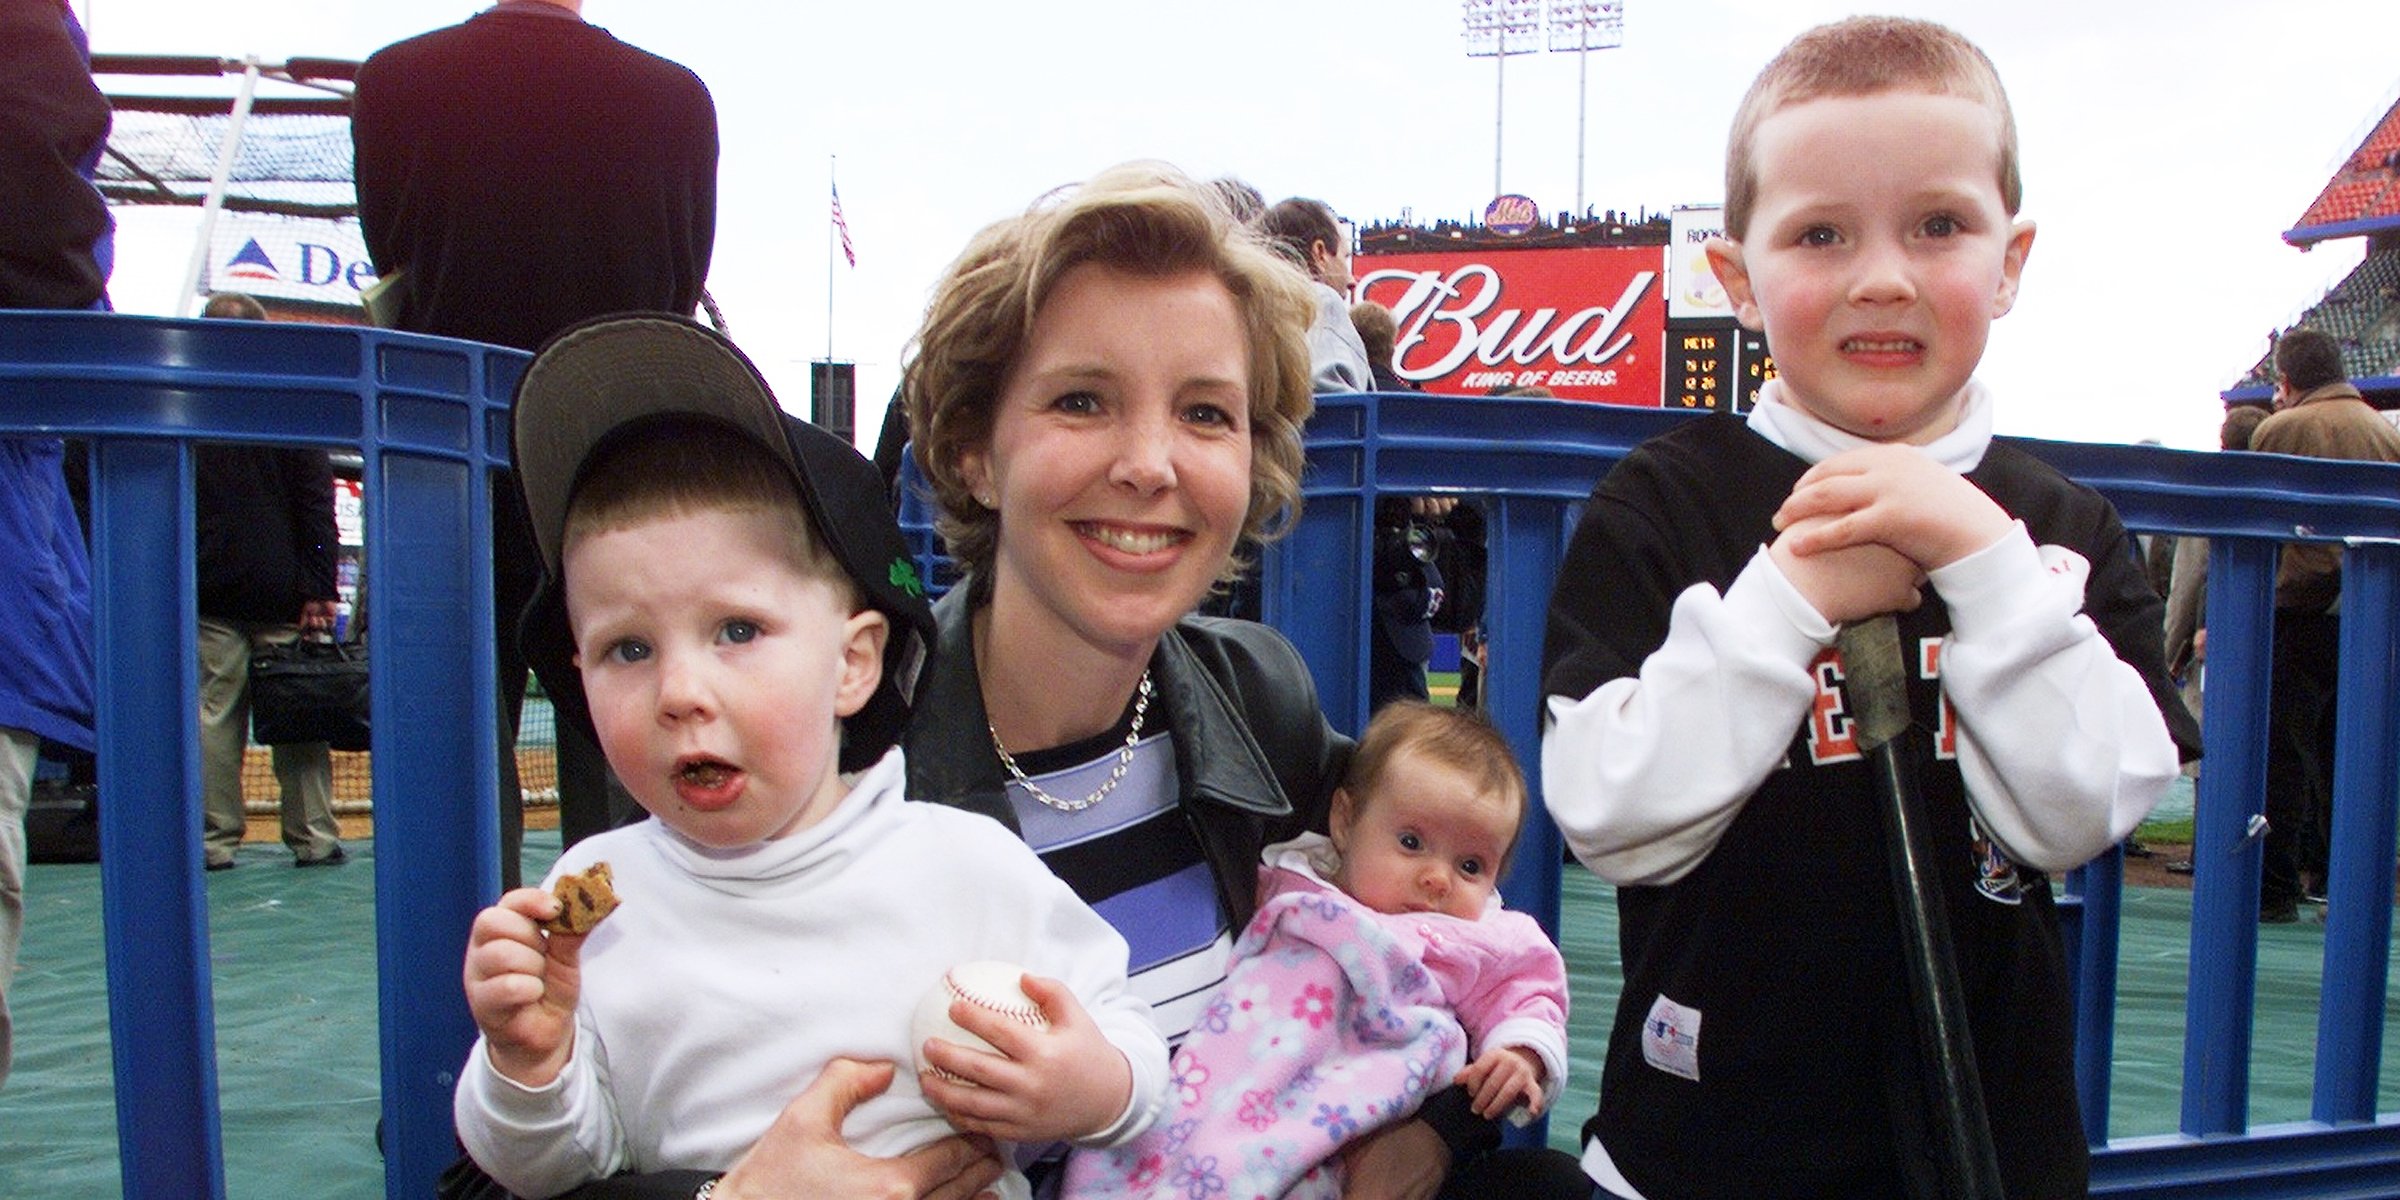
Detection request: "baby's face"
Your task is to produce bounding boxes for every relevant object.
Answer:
[1709,89,2035,445]
[1331,749,1517,921]
[565,505,884,849]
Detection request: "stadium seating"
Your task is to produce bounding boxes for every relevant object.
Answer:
[2230,247,2400,389]
[2290,94,2400,235]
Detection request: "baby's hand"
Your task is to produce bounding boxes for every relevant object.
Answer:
[461,887,586,1088]
[918,972,1132,1144]
[1770,515,1925,626]
[1773,444,2014,572]
[1456,1045,1546,1120]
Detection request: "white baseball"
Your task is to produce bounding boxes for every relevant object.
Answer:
[911,960,1049,1083]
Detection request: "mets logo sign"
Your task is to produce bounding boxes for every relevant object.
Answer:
[1483,193,1540,236]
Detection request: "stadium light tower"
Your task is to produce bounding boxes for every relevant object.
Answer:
[1549,1,1625,221]
[1462,0,1544,197]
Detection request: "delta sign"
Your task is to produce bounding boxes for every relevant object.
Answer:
[1355,244,1665,406]
[205,213,378,308]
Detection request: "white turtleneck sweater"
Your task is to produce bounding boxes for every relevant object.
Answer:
[454,747,1166,1199]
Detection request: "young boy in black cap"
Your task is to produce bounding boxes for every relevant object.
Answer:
[451,315,1165,1200]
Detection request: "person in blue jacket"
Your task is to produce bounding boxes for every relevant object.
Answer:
[0,0,111,1091]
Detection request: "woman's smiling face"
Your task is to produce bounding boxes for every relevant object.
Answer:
[966,263,1254,657]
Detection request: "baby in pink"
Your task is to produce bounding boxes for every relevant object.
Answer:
[1063,702,1569,1199]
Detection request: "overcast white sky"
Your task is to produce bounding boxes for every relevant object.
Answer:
[83,0,2400,450]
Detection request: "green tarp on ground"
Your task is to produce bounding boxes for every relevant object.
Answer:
[0,837,2384,1195]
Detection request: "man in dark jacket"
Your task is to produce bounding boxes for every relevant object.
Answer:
[2250,329,2400,922]
[352,0,718,886]
[194,294,346,870]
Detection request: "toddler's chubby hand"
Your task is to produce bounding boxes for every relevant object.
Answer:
[462,886,586,1087]
[918,972,1133,1145]
[1457,1045,1546,1120]
[1772,444,2014,572]
[1770,515,1925,626]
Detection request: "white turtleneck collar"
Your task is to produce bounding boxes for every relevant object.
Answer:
[1743,377,1996,473]
[650,745,905,885]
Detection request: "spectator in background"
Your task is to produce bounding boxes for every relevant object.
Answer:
[1208,176,1266,228]
[0,0,111,1091]
[1349,299,1465,711]
[1348,300,1468,711]
[1433,499,1490,711]
[193,293,347,871]
[1369,495,1447,710]
[1260,196,1372,394]
[2250,330,2400,922]
[2159,403,2268,876]
[352,0,718,887]
[1351,299,1417,393]
[2162,407,2270,700]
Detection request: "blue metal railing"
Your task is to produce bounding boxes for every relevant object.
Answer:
[10,314,2400,1197]
[1,312,523,1200]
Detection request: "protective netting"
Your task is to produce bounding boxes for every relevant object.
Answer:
[238,700,562,813]
[97,106,357,219]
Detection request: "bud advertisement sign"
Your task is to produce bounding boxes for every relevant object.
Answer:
[1355,246,1665,405]
[203,211,378,308]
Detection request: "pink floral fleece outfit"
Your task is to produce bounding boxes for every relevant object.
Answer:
[1061,834,1569,1200]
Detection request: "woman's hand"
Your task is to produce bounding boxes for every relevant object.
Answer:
[1338,1117,1450,1200]
[712,1059,1005,1200]
[917,972,1134,1144]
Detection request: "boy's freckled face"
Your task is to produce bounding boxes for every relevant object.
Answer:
[565,505,884,849]
[1711,90,2035,445]
[1331,749,1518,921]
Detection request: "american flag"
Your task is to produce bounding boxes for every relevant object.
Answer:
[831,183,856,268]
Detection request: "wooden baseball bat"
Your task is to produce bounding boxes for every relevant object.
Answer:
[1836,614,2006,1200]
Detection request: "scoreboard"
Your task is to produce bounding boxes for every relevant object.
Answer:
[1664,319,1773,412]
[1661,206,1778,413]
[1739,327,1775,411]
[1671,328,1732,411]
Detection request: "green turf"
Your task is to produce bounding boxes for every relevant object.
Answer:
[0,829,2377,1193]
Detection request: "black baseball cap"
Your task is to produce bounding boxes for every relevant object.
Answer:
[511,314,932,774]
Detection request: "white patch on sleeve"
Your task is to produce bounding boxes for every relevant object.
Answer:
[1641,993,1703,1081]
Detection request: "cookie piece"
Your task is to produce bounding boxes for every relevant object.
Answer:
[542,861,619,935]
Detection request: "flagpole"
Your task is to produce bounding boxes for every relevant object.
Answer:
[827,156,837,366]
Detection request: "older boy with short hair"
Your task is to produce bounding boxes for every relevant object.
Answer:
[1541,17,2197,1199]
[452,315,1165,1200]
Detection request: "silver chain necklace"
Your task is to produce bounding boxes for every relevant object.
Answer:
[989,670,1153,813]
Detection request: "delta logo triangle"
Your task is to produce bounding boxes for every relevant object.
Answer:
[224,238,281,282]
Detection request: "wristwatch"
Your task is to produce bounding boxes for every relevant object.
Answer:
[693,1178,721,1200]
